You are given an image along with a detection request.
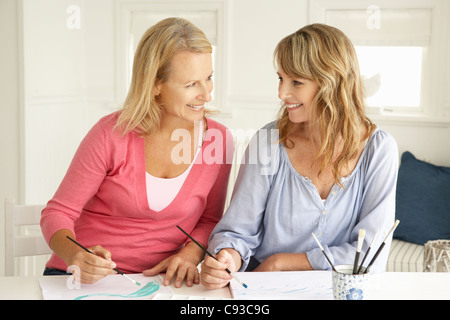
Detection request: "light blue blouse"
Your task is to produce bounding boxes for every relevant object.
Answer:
[208,121,398,273]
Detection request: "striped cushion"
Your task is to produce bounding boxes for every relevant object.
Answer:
[387,239,424,272]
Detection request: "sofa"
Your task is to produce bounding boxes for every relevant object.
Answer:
[388,151,450,272]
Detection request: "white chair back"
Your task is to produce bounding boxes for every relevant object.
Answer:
[4,198,52,276]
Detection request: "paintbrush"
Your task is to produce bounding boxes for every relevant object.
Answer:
[66,236,140,286]
[353,229,366,274]
[312,233,337,272]
[365,220,400,273]
[176,225,248,288]
[357,231,378,274]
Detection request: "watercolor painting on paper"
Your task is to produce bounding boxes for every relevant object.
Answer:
[229,271,333,300]
[39,274,172,300]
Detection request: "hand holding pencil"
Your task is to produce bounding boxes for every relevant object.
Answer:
[47,229,119,284]
[176,225,248,290]
[66,236,140,286]
[201,248,246,290]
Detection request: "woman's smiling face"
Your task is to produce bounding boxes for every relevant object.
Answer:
[277,68,320,124]
[155,51,213,123]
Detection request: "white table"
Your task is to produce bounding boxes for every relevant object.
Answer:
[0,272,449,300]
[0,275,230,300]
[368,272,450,299]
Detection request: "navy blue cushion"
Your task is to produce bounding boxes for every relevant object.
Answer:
[394,151,450,244]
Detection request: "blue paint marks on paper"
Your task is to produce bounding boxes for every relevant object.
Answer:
[230,271,333,300]
[74,281,160,300]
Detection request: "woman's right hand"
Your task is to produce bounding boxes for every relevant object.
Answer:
[49,229,117,284]
[68,245,117,284]
[200,248,242,289]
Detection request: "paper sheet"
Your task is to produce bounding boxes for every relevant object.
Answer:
[39,273,173,300]
[229,271,333,300]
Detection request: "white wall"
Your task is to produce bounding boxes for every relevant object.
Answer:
[0,0,21,276]
[16,0,117,205]
[1,0,450,275]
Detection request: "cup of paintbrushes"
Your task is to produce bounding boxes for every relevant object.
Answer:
[332,265,370,300]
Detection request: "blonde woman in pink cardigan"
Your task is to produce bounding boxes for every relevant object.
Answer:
[40,18,233,287]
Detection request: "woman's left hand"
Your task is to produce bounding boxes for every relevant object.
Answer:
[142,242,203,288]
[254,253,313,272]
[253,253,286,272]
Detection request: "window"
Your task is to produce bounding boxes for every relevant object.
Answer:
[310,0,450,123]
[355,46,423,110]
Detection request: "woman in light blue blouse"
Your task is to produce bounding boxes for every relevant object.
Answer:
[201,24,398,289]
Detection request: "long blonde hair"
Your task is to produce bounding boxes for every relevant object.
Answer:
[116,17,213,135]
[274,23,375,185]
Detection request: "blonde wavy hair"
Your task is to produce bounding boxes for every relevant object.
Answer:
[116,17,213,135]
[274,23,375,186]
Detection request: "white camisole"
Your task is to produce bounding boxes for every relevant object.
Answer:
[146,121,204,211]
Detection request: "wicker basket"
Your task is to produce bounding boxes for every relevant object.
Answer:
[424,240,450,272]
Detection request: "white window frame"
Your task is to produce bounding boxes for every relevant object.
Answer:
[309,0,450,126]
[115,0,228,114]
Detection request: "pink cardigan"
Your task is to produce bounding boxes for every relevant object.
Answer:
[40,112,233,273]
